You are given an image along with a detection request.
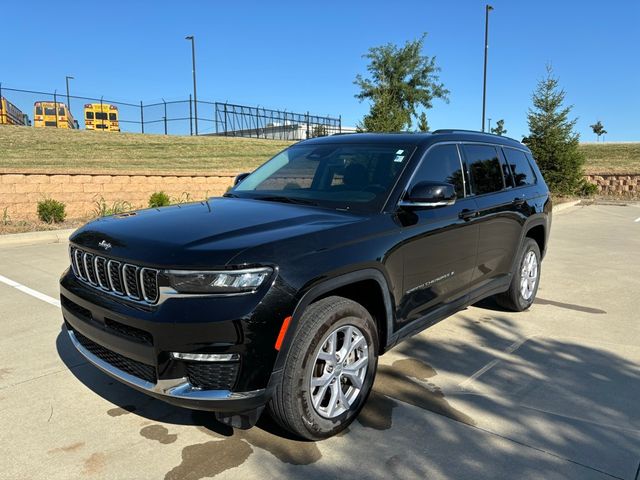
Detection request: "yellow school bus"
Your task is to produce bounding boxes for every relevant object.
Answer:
[0,96,28,125]
[33,102,77,129]
[84,103,120,132]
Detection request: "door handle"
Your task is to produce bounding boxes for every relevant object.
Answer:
[458,209,477,221]
[512,196,525,206]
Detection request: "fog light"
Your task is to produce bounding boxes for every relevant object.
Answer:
[171,352,240,362]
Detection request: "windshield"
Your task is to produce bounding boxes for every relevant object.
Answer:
[232,143,414,212]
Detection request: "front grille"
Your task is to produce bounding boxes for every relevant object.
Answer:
[69,246,159,304]
[104,318,153,345]
[186,362,239,390]
[74,330,157,384]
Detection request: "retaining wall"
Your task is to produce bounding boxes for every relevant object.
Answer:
[0,172,236,220]
[585,174,640,196]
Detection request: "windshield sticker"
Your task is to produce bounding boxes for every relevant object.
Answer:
[394,150,405,162]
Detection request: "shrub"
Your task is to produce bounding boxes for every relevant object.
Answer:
[2,207,10,226]
[579,180,598,197]
[37,198,66,223]
[148,191,171,208]
[93,196,133,217]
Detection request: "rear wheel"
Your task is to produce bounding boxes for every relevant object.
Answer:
[496,238,541,311]
[268,296,378,440]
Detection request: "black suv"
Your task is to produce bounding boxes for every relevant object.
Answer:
[60,131,551,439]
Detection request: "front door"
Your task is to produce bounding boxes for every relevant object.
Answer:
[396,143,479,329]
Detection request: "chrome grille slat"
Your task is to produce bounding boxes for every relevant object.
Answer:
[69,247,158,305]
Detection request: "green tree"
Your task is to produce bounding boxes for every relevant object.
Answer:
[523,66,585,195]
[354,33,449,132]
[589,120,607,142]
[491,119,507,136]
[417,112,430,132]
[311,124,328,138]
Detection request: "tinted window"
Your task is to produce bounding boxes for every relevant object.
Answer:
[503,148,536,186]
[35,106,43,115]
[95,112,108,120]
[109,113,117,121]
[86,111,94,119]
[463,144,504,195]
[44,107,56,115]
[58,107,65,116]
[234,143,412,212]
[410,144,464,197]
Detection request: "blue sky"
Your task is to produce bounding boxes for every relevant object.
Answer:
[2,0,639,140]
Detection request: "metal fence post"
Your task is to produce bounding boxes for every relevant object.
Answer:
[163,99,167,135]
[0,83,3,123]
[140,101,144,134]
[306,111,310,139]
[189,94,193,136]
[339,115,342,134]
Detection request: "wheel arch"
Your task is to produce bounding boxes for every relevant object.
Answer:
[271,269,395,373]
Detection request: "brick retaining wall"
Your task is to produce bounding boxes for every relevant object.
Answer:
[585,174,640,196]
[0,173,237,220]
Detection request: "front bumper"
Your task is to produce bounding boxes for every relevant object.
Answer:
[60,268,294,413]
[66,328,268,412]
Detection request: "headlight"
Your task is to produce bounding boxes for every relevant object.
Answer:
[165,267,273,294]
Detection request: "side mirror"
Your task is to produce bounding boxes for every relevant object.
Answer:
[234,172,251,186]
[399,181,457,208]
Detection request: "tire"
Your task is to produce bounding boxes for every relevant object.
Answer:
[496,238,541,312]
[268,296,378,440]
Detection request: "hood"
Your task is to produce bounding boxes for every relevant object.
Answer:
[70,198,366,268]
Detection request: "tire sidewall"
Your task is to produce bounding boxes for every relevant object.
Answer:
[515,239,541,310]
[296,311,378,439]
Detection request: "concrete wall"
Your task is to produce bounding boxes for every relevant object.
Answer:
[0,173,236,220]
[585,174,640,196]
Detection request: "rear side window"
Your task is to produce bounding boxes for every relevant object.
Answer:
[503,148,537,186]
[109,113,117,121]
[462,144,504,195]
[410,144,465,197]
[86,111,94,120]
[35,106,43,115]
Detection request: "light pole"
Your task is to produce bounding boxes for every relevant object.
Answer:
[185,35,198,135]
[481,5,493,132]
[65,75,74,113]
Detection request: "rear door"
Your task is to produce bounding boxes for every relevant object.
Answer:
[461,143,522,288]
[397,143,479,328]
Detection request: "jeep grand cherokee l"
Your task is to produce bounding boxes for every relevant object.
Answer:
[60,130,551,439]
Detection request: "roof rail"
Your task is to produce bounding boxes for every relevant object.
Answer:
[432,129,520,143]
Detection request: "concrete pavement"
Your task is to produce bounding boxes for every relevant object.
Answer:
[0,203,638,479]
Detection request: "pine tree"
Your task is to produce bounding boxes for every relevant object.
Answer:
[523,66,585,195]
[491,119,507,136]
[355,34,449,132]
[417,112,430,132]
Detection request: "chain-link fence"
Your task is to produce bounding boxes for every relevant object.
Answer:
[0,84,342,139]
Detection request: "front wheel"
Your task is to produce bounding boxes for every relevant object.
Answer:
[496,238,541,311]
[268,296,378,440]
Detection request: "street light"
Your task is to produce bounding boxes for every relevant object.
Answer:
[481,5,493,132]
[185,35,198,135]
[65,75,74,113]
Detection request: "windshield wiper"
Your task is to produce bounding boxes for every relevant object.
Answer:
[253,195,319,206]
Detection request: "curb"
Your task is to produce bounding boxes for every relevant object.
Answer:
[552,199,582,214]
[0,228,76,248]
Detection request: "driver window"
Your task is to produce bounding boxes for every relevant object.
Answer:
[410,144,465,197]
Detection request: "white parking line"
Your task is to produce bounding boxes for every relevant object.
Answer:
[458,335,538,391]
[0,274,61,308]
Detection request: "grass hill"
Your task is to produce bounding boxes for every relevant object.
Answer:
[0,125,293,175]
[1,126,639,175]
